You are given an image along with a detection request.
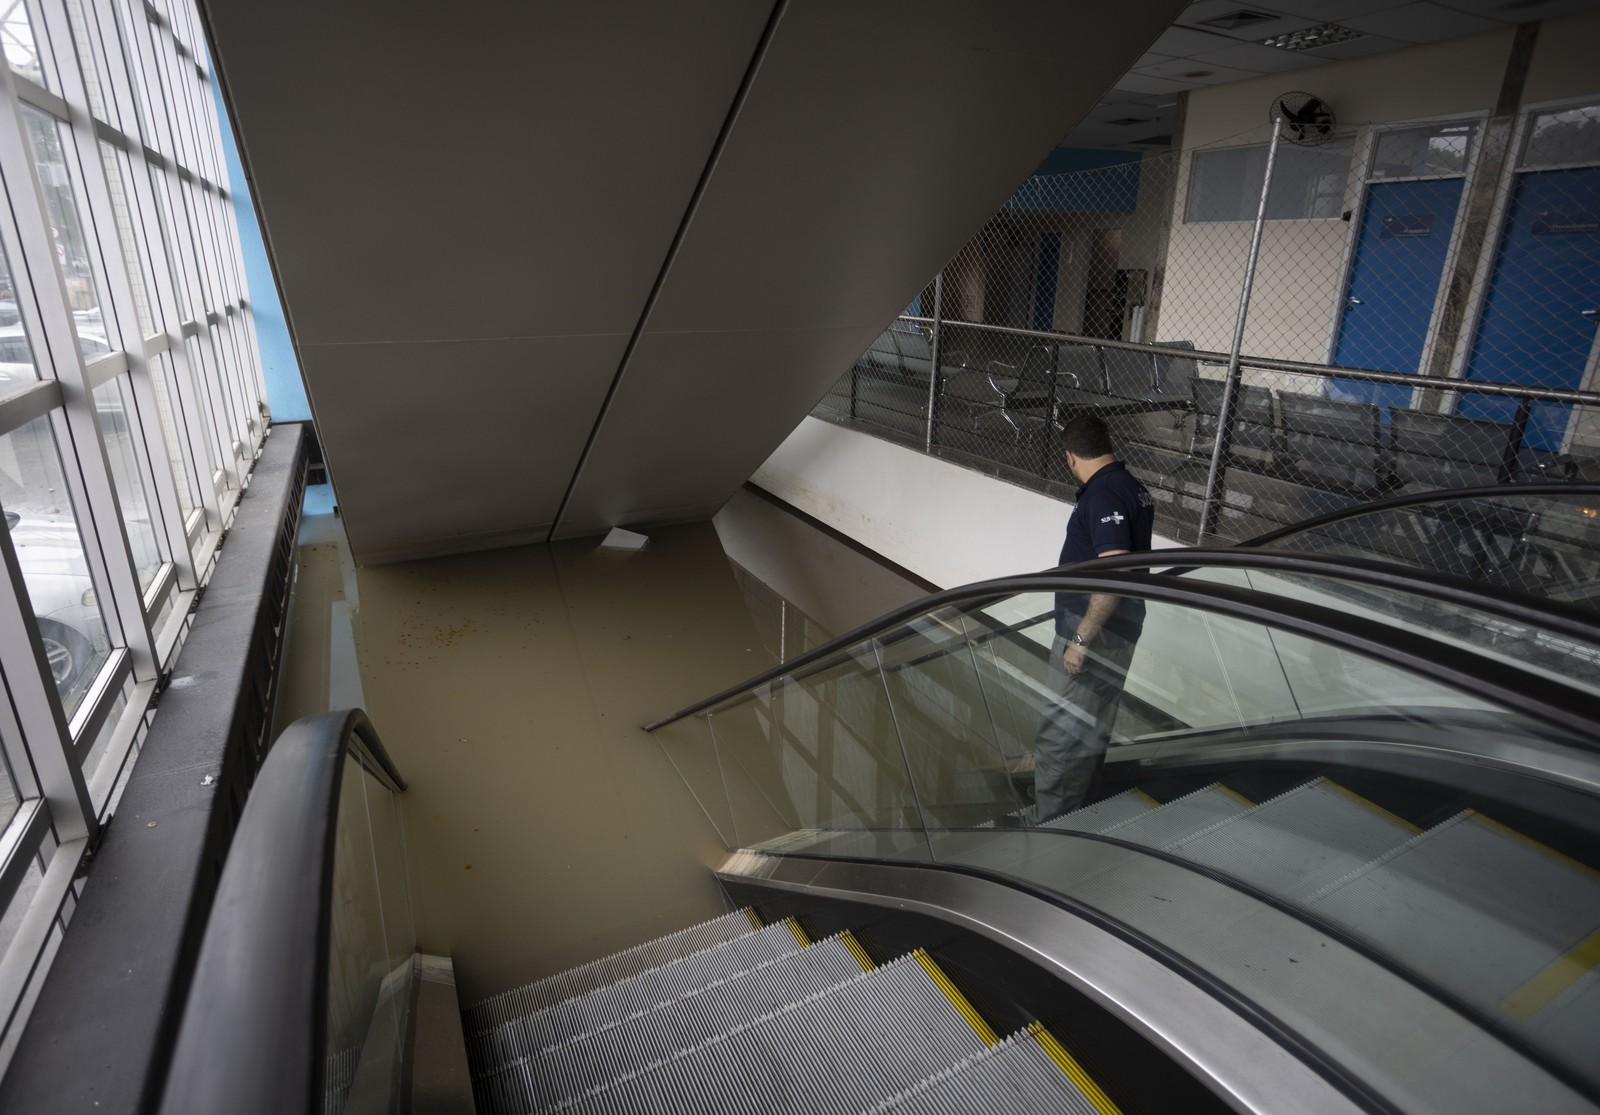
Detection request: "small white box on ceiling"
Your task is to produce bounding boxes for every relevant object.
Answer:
[600,527,649,551]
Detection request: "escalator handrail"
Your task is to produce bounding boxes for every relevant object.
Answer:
[646,551,1600,736]
[1234,481,1600,548]
[156,709,404,1115]
[1085,546,1600,645]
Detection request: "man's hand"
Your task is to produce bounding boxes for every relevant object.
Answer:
[1062,642,1088,675]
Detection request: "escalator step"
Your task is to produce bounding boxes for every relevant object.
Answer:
[1096,784,1253,850]
[556,950,993,1115]
[864,1027,1116,1115]
[463,908,760,1033]
[474,933,871,1113]
[1169,777,1418,900]
[469,919,809,1070]
[1518,950,1600,1082]
[1309,810,1600,1008]
[1042,788,1159,833]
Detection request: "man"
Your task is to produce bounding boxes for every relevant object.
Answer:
[1031,413,1154,824]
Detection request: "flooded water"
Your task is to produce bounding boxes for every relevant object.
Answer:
[275,487,928,1004]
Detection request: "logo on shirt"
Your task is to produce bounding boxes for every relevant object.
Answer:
[1101,512,1125,525]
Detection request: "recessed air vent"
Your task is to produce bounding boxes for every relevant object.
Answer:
[1262,23,1365,51]
[1196,9,1279,31]
[1132,134,1173,146]
[1107,117,1153,126]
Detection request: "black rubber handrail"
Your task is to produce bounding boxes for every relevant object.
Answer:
[157,709,405,1115]
[1237,481,1600,547]
[645,548,1600,734]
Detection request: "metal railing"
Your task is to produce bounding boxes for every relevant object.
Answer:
[817,315,1600,546]
[819,108,1600,546]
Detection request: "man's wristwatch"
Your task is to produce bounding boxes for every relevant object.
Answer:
[1070,632,1089,648]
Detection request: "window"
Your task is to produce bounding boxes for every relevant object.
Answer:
[1186,137,1355,223]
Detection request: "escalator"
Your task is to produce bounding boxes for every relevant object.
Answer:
[154,488,1600,1114]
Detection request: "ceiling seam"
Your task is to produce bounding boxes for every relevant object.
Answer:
[546,0,791,542]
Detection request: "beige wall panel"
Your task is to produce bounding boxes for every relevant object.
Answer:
[1181,30,1514,151]
[202,0,773,346]
[299,334,630,562]
[1522,10,1600,105]
[551,323,884,540]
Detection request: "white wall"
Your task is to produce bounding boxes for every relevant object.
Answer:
[752,418,1182,591]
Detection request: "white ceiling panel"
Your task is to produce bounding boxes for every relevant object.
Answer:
[1192,40,1329,71]
[1115,73,1197,96]
[1177,0,1324,38]
[1342,0,1507,40]
[1134,58,1265,83]
[1149,24,1256,55]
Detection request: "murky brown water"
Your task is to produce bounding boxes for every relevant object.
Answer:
[276,488,927,1004]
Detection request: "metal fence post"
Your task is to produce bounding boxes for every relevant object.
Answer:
[1200,119,1282,541]
[925,271,944,452]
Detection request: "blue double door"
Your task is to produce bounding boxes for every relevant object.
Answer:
[1331,176,1466,409]
[1457,166,1600,451]
[1332,167,1600,454]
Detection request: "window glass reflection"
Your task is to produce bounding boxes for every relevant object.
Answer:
[149,350,197,518]
[21,107,106,362]
[65,0,108,122]
[0,416,112,714]
[1372,122,1476,181]
[99,143,154,335]
[0,244,40,397]
[0,728,19,831]
[94,376,163,590]
[0,857,42,961]
[1523,103,1600,170]
[1,0,49,89]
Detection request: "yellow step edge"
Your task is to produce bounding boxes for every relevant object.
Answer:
[1028,1023,1124,1115]
[1131,787,1159,806]
[913,950,998,1046]
[1470,812,1600,884]
[743,908,763,931]
[1214,783,1254,809]
[840,930,875,972]
[1501,927,1600,1022]
[1320,778,1422,835]
[784,917,811,948]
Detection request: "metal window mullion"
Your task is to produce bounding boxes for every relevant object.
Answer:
[123,146,220,533]
[37,0,167,676]
[0,69,153,691]
[127,0,177,166]
[0,533,95,843]
[0,834,87,1045]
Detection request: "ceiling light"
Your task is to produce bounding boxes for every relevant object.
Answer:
[1182,70,1215,78]
[1106,117,1153,126]
[1263,23,1365,51]
[1197,9,1279,30]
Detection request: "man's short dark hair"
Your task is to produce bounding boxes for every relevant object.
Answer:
[1060,414,1116,459]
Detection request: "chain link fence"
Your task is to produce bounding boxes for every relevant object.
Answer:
[815,105,1600,563]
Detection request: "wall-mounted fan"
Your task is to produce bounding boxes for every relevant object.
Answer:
[1269,92,1336,145]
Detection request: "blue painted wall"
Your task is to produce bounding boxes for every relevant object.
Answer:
[211,83,310,421]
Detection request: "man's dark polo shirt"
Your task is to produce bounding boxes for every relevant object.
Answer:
[1055,460,1155,640]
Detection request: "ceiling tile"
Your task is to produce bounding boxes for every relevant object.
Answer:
[1133,51,1177,67]
[1177,0,1325,38]
[1296,30,1411,55]
[1113,73,1195,95]
[1098,87,1155,103]
[1134,57,1264,81]
[1258,0,1413,18]
[1193,40,1330,69]
[1148,24,1250,55]
[1342,0,1506,40]
[1434,0,1600,18]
